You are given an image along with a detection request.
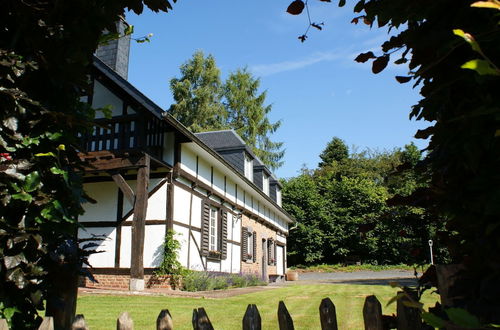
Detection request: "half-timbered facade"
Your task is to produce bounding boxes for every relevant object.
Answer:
[79,29,293,291]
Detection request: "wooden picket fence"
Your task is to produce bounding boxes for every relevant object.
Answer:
[0,292,423,330]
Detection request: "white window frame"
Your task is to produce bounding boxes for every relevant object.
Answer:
[244,153,253,182]
[277,187,282,206]
[209,206,218,251]
[263,174,269,195]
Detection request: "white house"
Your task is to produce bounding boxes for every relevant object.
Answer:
[78,23,294,291]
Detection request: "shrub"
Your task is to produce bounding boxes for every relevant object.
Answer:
[181,272,266,292]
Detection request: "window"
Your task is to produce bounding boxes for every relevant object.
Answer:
[209,206,218,252]
[244,153,253,182]
[267,239,277,266]
[263,174,269,195]
[201,202,228,260]
[276,188,282,207]
[242,227,257,262]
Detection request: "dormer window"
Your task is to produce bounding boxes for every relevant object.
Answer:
[263,173,269,195]
[244,153,253,182]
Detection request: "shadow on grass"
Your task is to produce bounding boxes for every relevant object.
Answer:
[317,277,418,286]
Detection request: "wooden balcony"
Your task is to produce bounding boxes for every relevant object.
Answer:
[81,114,167,159]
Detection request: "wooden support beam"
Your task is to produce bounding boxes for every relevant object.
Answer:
[130,154,150,290]
[110,172,135,205]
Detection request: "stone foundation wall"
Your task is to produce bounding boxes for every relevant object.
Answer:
[80,273,174,290]
[241,215,279,278]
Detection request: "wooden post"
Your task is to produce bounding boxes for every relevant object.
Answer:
[157,309,174,330]
[0,319,8,330]
[38,317,54,330]
[319,298,338,330]
[192,308,214,330]
[363,295,383,330]
[396,290,422,330]
[277,301,294,330]
[242,304,261,330]
[130,155,150,291]
[117,312,133,330]
[71,314,89,330]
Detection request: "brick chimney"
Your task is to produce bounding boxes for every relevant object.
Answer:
[95,19,131,80]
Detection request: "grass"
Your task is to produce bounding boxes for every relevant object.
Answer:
[291,263,420,273]
[77,283,438,329]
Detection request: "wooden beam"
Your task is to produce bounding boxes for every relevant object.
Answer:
[110,172,135,205]
[130,154,150,284]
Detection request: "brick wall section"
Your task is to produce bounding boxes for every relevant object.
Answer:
[80,273,173,290]
[240,215,278,278]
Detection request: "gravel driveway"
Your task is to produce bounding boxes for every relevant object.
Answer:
[294,270,419,286]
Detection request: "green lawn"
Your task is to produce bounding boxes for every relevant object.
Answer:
[291,263,420,273]
[77,284,438,329]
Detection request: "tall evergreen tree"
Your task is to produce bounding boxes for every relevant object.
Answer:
[168,51,226,132]
[318,137,349,168]
[224,68,284,170]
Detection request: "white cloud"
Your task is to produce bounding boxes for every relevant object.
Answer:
[250,50,344,76]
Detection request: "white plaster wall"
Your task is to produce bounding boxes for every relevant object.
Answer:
[146,183,167,220]
[81,182,117,221]
[188,231,204,271]
[78,227,116,268]
[231,213,241,243]
[173,185,191,225]
[236,186,244,207]
[276,234,287,245]
[144,225,166,268]
[92,81,123,118]
[123,178,165,221]
[191,195,202,229]
[221,246,232,273]
[231,245,241,273]
[197,158,211,186]
[226,181,236,203]
[207,260,220,272]
[119,226,132,268]
[180,145,197,178]
[172,224,189,268]
[212,169,224,196]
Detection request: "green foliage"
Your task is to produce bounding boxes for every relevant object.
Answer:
[169,52,285,169]
[318,137,349,167]
[0,0,177,327]
[155,230,188,288]
[283,143,443,266]
[181,272,266,292]
[224,68,284,170]
[169,51,226,133]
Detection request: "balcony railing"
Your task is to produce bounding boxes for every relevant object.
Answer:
[81,114,166,159]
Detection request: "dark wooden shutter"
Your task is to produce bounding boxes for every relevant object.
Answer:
[221,210,228,260]
[268,239,274,266]
[273,241,277,266]
[201,202,210,257]
[241,227,248,261]
[252,231,257,263]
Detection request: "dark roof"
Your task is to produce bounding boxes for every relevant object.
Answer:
[195,130,246,150]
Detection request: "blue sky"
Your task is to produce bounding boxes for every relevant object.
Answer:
[126,0,430,178]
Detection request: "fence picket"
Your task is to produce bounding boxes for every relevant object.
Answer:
[38,317,54,330]
[192,308,214,330]
[117,312,134,330]
[277,301,294,330]
[157,309,174,330]
[71,314,89,330]
[319,298,338,330]
[363,295,383,330]
[0,319,8,330]
[396,290,422,330]
[242,304,261,330]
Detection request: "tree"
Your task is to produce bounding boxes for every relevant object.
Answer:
[224,68,284,169]
[0,1,178,328]
[169,53,285,169]
[169,50,226,132]
[318,137,349,168]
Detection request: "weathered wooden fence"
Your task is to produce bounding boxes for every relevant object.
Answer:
[0,293,422,330]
